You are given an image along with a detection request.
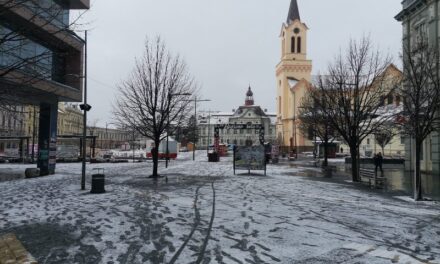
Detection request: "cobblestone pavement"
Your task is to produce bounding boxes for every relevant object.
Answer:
[1,153,440,263]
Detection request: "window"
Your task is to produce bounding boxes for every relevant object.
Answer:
[367,138,370,145]
[387,94,393,105]
[401,136,405,144]
[297,37,302,53]
[278,96,282,114]
[430,138,432,161]
[291,37,295,53]
[395,95,401,106]
[308,126,313,140]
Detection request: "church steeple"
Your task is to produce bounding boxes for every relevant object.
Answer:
[287,0,301,24]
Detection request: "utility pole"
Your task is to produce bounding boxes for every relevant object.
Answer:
[31,106,36,163]
[207,110,211,155]
[185,97,211,161]
[80,30,91,191]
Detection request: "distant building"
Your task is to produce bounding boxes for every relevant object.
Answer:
[276,0,314,153]
[396,0,439,174]
[87,126,132,150]
[338,65,405,158]
[57,103,83,136]
[0,106,26,155]
[197,87,276,148]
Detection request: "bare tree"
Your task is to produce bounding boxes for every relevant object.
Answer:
[400,36,440,201]
[313,37,398,182]
[113,37,195,178]
[298,92,336,167]
[374,122,396,156]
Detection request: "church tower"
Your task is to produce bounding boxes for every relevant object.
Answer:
[245,86,254,106]
[276,0,313,152]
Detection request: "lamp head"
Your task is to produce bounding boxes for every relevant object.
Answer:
[80,104,92,111]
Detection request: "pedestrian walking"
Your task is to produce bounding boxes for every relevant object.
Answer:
[373,152,383,175]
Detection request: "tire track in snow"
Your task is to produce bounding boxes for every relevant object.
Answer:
[195,181,216,264]
[168,184,204,264]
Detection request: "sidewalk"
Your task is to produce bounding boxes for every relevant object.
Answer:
[0,153,439,263]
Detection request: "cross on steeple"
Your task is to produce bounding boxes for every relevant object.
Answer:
[287,0,301,24]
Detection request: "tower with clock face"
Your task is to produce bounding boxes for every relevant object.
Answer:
[276,0,313,152]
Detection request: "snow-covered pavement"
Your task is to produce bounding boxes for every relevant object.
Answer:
[1,152,440,264]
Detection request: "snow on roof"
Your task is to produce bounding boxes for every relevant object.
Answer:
[198,110,277,125]
[198,112,233,125]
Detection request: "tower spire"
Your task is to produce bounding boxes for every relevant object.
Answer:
[287,0,301,24]
[245,86,254,106]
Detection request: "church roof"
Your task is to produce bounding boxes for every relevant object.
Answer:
[287,0,301,24]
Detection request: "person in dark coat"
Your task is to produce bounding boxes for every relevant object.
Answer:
[374,152,384,175]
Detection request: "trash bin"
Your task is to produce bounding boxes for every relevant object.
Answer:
[208,152,219,162]
[91,168,105,194]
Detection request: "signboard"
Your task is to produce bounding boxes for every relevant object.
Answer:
[215,124,264,130]
[233,145,266,175]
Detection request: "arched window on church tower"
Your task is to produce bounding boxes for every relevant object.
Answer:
[291,37,295,53]
[297,37,302,53]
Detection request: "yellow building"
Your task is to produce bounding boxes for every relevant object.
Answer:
[57,103,83,136]
[337,64,405,158]
[276,0,313,153]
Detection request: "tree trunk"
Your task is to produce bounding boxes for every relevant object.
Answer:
[414,141,423,201]
[350,146,359,182]
[152,139,160,178]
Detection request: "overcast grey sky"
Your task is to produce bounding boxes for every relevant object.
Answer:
[82,0,402,127]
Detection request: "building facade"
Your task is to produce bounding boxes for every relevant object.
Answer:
[197,87,276,148]
[276,0,314,153]
[396,0,439,174]
[87,126,132,151]
[57,103,83,136]
[0,0,89,174]
[338,65,406,158]
[0,106,26,156]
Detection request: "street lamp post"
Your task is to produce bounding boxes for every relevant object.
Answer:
[183,97,211,161]
[66,32,90,190]
[207,110,211,156]
[165,92,191,168]
[80,30,90,191]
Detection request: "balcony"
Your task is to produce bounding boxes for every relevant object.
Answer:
[402,0,419,9]
[58,0,90,9]
[396,0,426,21]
